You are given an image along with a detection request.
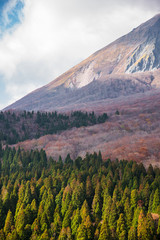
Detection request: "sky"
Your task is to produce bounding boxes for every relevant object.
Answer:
[0,0,160,110]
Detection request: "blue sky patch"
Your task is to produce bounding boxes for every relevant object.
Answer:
[0,0,24,36]
[0,0,9,9]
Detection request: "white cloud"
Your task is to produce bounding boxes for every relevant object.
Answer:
[0,0,159,109]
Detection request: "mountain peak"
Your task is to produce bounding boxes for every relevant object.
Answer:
[138,14,160,35]
[136,13,160,29]
[4,15,160,111]
[117,13,160,45]
[120,14,160,73]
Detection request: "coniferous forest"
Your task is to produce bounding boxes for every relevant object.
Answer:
[0,111,108,145]
[0,144,160,239]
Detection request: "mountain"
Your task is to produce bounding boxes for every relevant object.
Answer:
[4,14,160,111]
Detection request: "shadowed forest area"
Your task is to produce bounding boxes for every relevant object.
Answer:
[0,111,108,144]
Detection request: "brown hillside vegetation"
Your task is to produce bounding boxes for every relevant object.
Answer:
[13,89,160,167]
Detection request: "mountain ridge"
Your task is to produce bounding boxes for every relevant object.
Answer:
[4,14,160,111]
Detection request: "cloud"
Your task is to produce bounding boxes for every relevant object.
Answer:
[0,0,159,109]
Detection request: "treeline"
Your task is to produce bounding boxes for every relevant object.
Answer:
[0,145,160,239]
[0,111,108,144]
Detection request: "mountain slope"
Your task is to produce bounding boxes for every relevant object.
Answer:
[13,89,160,168]
[4,14,160,111]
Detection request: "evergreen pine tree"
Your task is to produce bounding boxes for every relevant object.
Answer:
[157,217,160,237]
[4,210,14,236]
[137,209,147,239]
[128,226,137,240]
[109,201,117,231]
[142,183,150,208]
[51,205,62,237]
[146,213,155,240]
[61,187,72,216]
[92,182,102,221]
[80,200,90,222]
[31,217,41,236]
[98,220,110,240]
[131,189,138,209]
[116,213,127,240]
[152,189,160,213]
[124,197,133,230]
[102,195,112,222]
[62,204,73,228]
[76,223,87,240]
[71,209,81,237]
[0,229,5,240]
[86,176,94,205]
[40,229,50,240]
[30,199,37,220]
[84,215,93,240]
[72,183,84,209]
[132,207,141,229]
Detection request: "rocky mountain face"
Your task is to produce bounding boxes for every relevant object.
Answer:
[4,14,160,111]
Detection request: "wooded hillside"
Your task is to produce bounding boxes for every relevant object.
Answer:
[0,145,160,239]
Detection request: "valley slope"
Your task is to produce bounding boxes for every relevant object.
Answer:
[13,89,160,168]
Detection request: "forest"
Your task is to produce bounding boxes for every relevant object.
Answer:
[0,144,160,239]
[0,111,108,144]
